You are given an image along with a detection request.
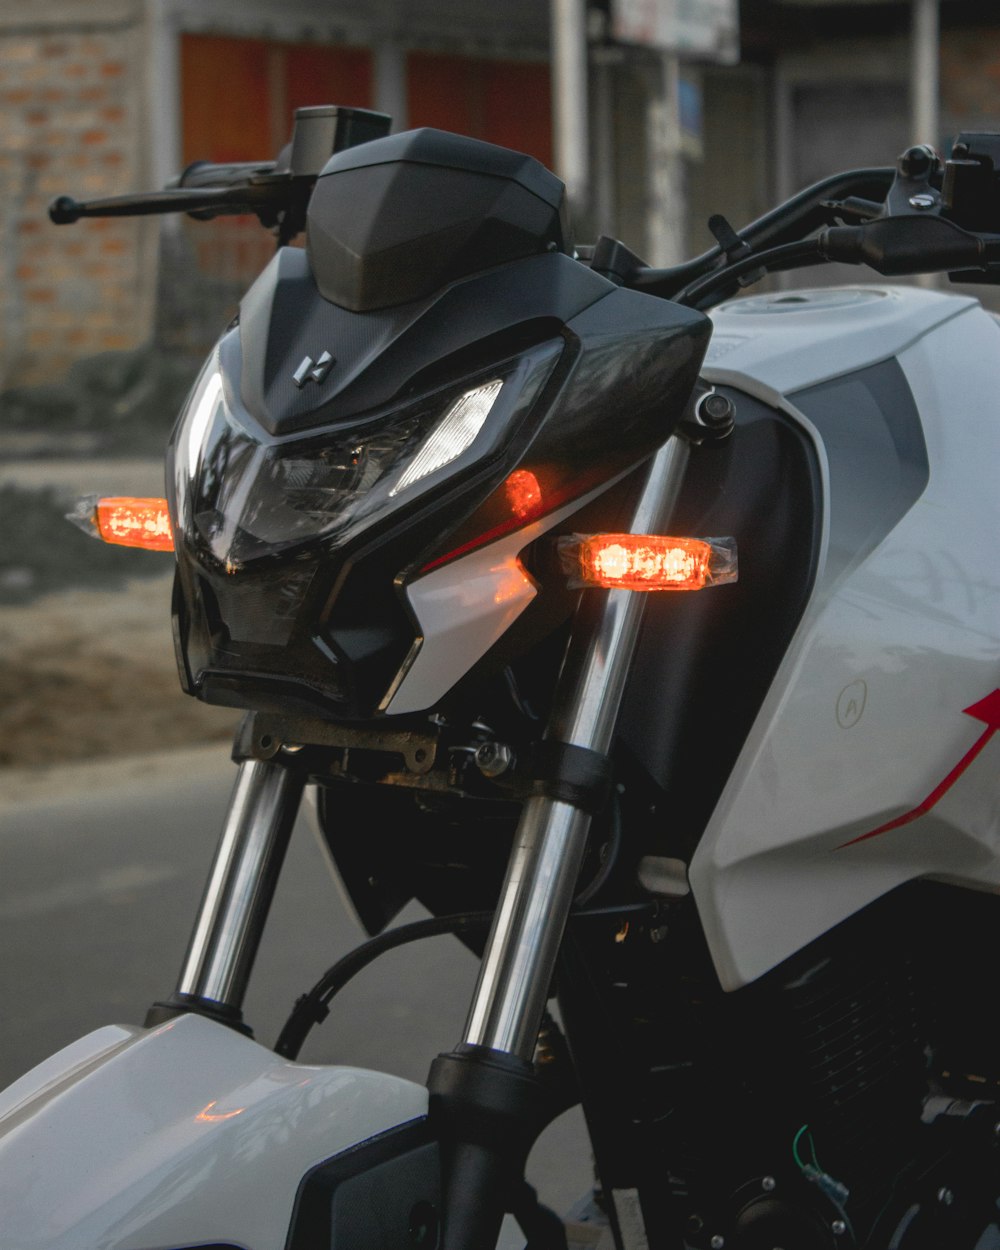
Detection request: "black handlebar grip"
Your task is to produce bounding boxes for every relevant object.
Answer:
[173,160,276,190]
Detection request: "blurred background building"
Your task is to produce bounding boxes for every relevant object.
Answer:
[0,0,997,388]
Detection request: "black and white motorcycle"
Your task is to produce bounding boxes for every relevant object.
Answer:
[3,105,1000,1250]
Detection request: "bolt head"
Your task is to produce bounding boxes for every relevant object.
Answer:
[761,1175,776,1192]
[832,1219,847,1236]
[475,741,513,777]
[937,1186,954,1206]
[699,392,736,428]
[709,1237,725,1250]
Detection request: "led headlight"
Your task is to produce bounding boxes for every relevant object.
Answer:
[389,379,503,497]
[171,349,508,570]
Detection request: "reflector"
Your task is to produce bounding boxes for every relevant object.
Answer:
[559,533,737,591]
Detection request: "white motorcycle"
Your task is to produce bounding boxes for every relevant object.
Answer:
[3,107,999,1249]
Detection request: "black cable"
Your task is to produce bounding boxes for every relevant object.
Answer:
[274,910,495,1059]
[626,166,893,301]
[675,237,828,310]
[274,896,659,1061]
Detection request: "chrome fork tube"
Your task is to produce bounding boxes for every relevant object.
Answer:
[175,758,304,1014]
[462,436,691,1060]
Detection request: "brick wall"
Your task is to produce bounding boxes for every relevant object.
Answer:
[0,3,156,388]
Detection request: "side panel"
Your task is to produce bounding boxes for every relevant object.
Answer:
[0,1014,428,1250]
[689,297,1000,990]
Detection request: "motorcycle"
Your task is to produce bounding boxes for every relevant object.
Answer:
[2,102,999,1249]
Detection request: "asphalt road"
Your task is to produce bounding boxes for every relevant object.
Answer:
[0,746,591,1232]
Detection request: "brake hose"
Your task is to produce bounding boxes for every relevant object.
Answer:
[274,895,657,1060]
[274,910,495,1059]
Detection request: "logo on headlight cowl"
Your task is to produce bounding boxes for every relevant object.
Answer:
[292,351,335,388]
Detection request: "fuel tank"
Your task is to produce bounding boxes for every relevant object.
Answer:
[663,285,1000,989]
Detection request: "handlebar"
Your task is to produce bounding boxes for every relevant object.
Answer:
[620,136,1000,309]
[625,166,897,302]
[49,180,290,225]
[45,116,1000,309]
[47,104,391,240]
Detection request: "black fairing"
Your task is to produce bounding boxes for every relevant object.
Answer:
[169,275,710,722]
[168,135,711,723]
[286,1118,440,1250]
[237,247,611,436]
[617,388,823,853]
[306,128,572,312]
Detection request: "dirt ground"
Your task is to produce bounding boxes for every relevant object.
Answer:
[0,570,238,778]
[0,431,240,796]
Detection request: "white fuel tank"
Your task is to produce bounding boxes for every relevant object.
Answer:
[691,285,1000,990]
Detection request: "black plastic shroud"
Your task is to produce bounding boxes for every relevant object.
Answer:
[306,128,574,312]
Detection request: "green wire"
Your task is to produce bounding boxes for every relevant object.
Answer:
[792,1124,810,1170]
[792,1124,824,1173]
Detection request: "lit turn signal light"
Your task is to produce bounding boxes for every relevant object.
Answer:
[558,533,737,592]
[68,495,174,552]
[505,469,543,521]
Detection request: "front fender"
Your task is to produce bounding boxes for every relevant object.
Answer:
[0,1012,428,1249]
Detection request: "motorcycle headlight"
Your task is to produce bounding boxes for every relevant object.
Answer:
[167,332,563,716]
[171,345,506,570]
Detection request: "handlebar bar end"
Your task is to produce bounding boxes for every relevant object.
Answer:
[49,196,82,225]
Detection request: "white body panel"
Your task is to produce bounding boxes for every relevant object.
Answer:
[0,1013,427,1250]
[388,482,625,715]
[691,286,1000,990]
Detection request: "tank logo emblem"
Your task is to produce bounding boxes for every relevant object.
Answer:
[839,688,1000,848]
[836,679,868,729]
[293,351,335,388]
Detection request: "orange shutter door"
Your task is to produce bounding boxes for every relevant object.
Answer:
[284,45,373,116]
[182,35,373,163]
[481,60,552,169]
[408,52,552,169]
[181,34,272,164]
[179,36,374,288]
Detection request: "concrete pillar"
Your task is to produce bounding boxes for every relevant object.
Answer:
[551,0,590,216]
[374,42,407,132]
[591,57,616,237]
[911,0,940,150]
[145,0,182,194]
[645,51,686,267]
[912,0,940,288]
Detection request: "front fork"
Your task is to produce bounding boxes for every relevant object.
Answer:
[461,433,689,1059]
[153,434,691,1247]
[146,757,304,1031]
[428,435,691,1248]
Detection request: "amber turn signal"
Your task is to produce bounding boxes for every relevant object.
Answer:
[68,495,174,552]
[96,497,173,551]
[558,533,737,591]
